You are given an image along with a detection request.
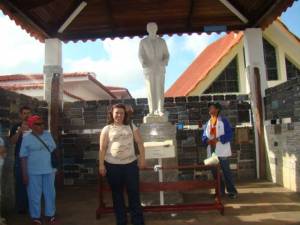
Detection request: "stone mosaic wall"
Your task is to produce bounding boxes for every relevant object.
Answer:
[264,78,300,191]
[265,122,300,191]
[0,88,258,209]
[62,94,256,185]
[265,77,300,122]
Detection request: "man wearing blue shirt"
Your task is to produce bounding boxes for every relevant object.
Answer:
[20,115,57,225]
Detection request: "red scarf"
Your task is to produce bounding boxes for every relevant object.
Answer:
[210,116,218,147]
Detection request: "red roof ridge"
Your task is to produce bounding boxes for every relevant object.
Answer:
[165,32,243,97]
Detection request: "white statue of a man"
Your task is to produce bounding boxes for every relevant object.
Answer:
[138,22,169,117]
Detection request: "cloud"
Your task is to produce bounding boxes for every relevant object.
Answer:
[164,35,178,56]
[64,33,223,98]
[182,33,222,55]
[130,87,147,99]
[0,10,223,98]
[0,13,43,72]
[65,37,144,88]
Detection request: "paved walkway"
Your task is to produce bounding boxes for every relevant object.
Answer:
[6,181,300,225]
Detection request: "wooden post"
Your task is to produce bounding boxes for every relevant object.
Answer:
[50,73,61,143]
[253,67,267,179]
[50,73,64,187]
[244,28,268,179]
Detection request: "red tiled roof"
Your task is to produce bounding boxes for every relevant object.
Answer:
[165,32,243,97]
[0,72,135,99]
[0,72,117,98]
[1,83,83,101]
[2,83,44,90]
[0,72,91,82]
[165,19,300,97]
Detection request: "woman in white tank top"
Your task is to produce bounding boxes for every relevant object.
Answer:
[99,103,146,225]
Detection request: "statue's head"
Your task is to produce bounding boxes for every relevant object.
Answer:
[146,22,158,37]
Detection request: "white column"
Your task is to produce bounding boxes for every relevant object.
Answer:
[244,29,268,95]
[244,28,267,179]
[43,38,63,103]
[43,38,63,140]
[277,46,287,82]
[237,47,248,94]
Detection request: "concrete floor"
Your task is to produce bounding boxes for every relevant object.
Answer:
[6,180,300,225]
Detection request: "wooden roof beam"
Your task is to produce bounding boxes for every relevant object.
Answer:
[58,1,87,33]
[1,0,51,38]
[218,0,249,24]
[19,0,56,11]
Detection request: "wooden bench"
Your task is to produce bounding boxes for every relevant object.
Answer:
[96,164,224,219]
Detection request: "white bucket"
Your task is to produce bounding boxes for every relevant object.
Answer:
[204,153,219,165]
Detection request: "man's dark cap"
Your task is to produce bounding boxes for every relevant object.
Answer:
[208,102,222,111]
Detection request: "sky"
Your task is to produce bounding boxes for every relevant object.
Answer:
[0,1,299,98]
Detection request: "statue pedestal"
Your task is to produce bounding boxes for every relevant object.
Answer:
[143,114,168,124]
[140,121,183,205]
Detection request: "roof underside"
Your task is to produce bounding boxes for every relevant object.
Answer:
[0,0,295,42]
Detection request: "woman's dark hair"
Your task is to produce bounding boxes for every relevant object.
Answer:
[107,103,129,125]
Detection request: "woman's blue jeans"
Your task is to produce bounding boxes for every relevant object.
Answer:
[105,160,144,225]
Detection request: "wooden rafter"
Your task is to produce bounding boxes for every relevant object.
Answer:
[0,0,295,42]
[186,0,195,30]
[218,0,248,24]
[103,0,115,34]
[56,0,86,33]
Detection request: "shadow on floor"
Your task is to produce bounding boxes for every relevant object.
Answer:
[5,181,300,225]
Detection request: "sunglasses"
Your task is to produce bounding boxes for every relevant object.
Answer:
[33,123,44,126]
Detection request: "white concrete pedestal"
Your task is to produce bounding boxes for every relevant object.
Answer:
[143,114,168,124]
[139,121,183,205]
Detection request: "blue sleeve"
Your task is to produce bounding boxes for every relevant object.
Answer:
[219,117,233,144]
[202,122,209,145]
[19,136,29,158]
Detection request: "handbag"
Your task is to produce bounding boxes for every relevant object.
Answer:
[129,123,140,156]
[32,133,59,169]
